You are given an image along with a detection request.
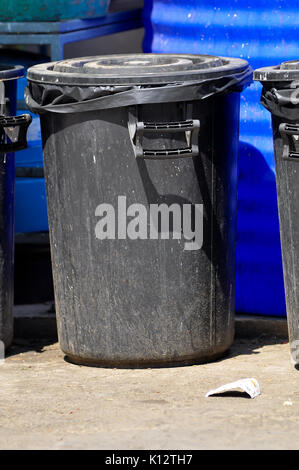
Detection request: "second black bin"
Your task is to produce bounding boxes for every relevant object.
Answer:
[26,54,252,366]
[255,61,299,366]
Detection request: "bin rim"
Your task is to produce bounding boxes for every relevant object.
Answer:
[0,64,24,81]
[27,53,250,86]
[254,61,299,82]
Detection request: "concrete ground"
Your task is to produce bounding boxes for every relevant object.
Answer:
[0,334,298,450]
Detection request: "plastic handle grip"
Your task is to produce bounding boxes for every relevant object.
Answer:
[129,118,200,160]
[0,114,32,153]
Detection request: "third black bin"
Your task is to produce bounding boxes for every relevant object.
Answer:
[26,54,252,366]
[0,65,31,349]
[255,61,299,365]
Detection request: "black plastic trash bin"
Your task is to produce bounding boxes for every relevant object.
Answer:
[26,54,252,367]
[0,65,31,348]
[255,61,299,365]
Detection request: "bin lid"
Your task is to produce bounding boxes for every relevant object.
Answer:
[254,60,299,82]
[27,53,249,86]
[0,64,24,81]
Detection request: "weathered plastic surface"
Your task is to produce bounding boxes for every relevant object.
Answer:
[271,116,299,363]
[142,0,296,316]
[254,62,299,364]
[0,0,111,22]
[39,95,239,366]
[28,53,250,366]
[0,65,30,348]
[0,79,17,348]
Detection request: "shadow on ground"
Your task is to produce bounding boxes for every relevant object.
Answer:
[60,336,289,370]
[224,335,288,361]
[6,338,57,358]
[5,335,293,370]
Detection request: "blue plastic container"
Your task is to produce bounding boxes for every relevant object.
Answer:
[15,109,48,233]
[143,0,295,316]
[0,50,48,233]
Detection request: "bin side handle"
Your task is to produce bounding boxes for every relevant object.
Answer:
[279,123,299,161]
[0,114,32,152]
[128,110,200,160]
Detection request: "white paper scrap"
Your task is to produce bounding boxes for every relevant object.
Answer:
[205,378,260,399]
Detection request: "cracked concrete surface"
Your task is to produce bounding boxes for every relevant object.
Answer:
[0,337,298,450]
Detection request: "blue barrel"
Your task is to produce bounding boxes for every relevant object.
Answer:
[143,0,296,316]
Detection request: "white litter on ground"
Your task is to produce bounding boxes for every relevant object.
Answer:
[205,378,261,399]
